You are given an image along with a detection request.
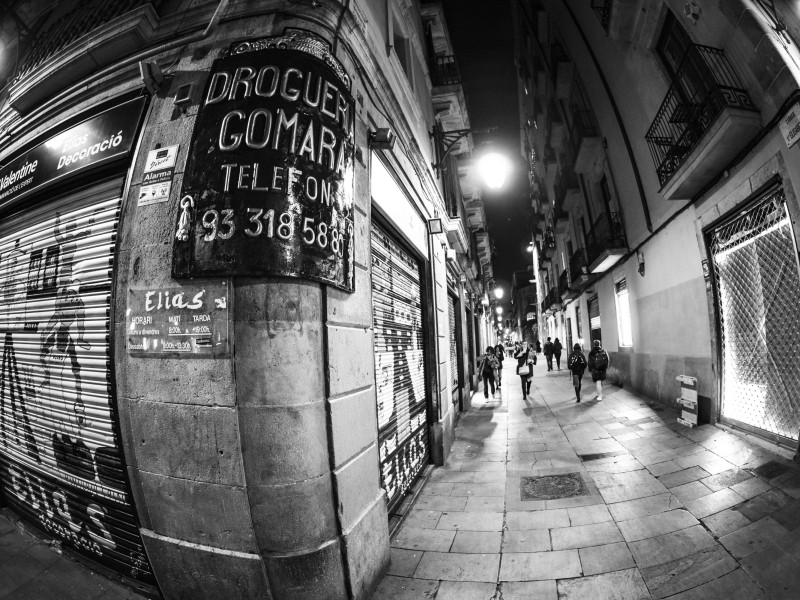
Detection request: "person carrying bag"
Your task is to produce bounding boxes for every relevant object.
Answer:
[514,343,534,399]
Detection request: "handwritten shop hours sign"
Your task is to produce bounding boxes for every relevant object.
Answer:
[127,282,229,357]
[172,32,356,292]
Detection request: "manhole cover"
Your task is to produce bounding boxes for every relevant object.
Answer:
[752,461,792,480]
[520,473,588,500]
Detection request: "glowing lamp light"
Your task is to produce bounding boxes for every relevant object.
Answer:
[494,287,504,299]
[477,152,511,190]
[496,306,503,315]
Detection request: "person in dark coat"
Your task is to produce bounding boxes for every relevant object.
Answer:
[553,338,563,370]
[543,337,554,371]
[478,346,499,398]
[587,339,610,400]
[514,342,533,399]
[568,343,587,402]
[535,339,542,354]
[494,343,505,390]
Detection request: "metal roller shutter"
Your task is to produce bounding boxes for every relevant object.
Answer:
[588,295,601,342]
[448,294,458,395]
[371,221,429,514]
[0,178,155,585]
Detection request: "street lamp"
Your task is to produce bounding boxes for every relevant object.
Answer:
[494,287,504,300]
[429,124,510,190]
[496,306,503,315]
[477,152,511,190]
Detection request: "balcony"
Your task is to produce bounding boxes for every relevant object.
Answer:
[591,0,611,33]
[568,248,592,291]
[550,42,573,99]
[591,0,641,42]
[430,54,460,86]
[587,212,627,273]
[542,227,556,259]
[645,44,760,200]
[554,165,579,210]
[570,107,604,176]
[541,287,562,314]
[548,102,566,149]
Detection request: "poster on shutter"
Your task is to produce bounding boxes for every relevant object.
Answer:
[127,282,229,356]
[0,197,155,584]
[172,31,355,292]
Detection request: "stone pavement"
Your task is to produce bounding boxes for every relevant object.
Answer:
[372,365,800,600]
[0,511,148,600]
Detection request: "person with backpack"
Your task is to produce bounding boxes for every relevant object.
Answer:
[478,346,499,398]
[553,338,563,371]
[494,343,505,390]
[588,339,610,400]
[543,337,554,371]
[514,342,534,399]
[568,343,587,403]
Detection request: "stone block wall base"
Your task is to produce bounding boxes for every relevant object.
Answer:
[429,422,444,466]
[140,529,271,600]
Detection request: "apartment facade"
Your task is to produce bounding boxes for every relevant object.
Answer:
[0,0,494,597]
[514,0,800,453]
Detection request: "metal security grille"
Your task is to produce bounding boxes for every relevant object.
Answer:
[0,179,154,584]
[447,294,459,396]
[710,187,800,443]
[588,295,601,342]
[371,221,429,514]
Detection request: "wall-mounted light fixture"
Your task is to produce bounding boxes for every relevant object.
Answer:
[427,218,443,234]
[637,250,646,277]
[369,127,395,150]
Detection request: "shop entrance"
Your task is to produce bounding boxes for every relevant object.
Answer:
[708,186,800,445]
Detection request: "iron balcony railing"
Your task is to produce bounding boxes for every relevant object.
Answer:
[569,107,600,158]
[569,248,590,283]
[543,227,556,257]
[591,0,611,33]
[554,165,579,210]
[550,41,569,84]
[586,212,627,267]
[558,269,570,296]
[430,54,460,86]
[644,44,756,187]
[12,0,162,83]
[541,287,561,313]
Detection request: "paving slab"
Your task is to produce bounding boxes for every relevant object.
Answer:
[578,541,636,576]
[607,493,684,521]
[387,548,424,577]
[556,568,650,600]
[701,508,752,537]
[550,521,624,550]
[719,516,789,559]
[500,580,558,600]
[658,466,711,488]
[450,531,503,554]
[639,545,737,599]
[436,511,504,532]
[567,504,613,526]
[616,509,699,542]
[502,529,551,553]
[683,488,745,518]
[505,509,569,530]
[499,550,582,581]
[741,529,800,600]
[670,480,713,503]
[661,567,764,600]
[434,581,498,600]
[370,574,438,600]
[414,495,469,512]
[413,552,500,582]
[737,489,792,521]
[392,527,456,552]
[729,477,772,501]
[628,525,716,569]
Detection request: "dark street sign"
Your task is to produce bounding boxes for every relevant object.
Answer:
[173,32,356,292]
[0,96,147,209]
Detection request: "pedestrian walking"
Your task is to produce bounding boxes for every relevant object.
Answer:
[535,339,541,354]
[477,346,499,398]
[514,342,534,399]
[568,343,587,402]
[588,339,610,400]
[543,337,554,371]
[553,338,563,370]
[494,343,505,390]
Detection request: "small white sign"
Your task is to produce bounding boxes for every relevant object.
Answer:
[779,103,800,149]
[144,145,179,173]
[139,180,172,205]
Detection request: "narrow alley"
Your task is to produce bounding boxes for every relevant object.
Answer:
[373,366,800,600]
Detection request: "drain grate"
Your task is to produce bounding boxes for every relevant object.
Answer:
[520,473,588,500]
[752,460,793,480]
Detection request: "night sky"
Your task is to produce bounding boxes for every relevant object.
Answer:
[440,0,531,308]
